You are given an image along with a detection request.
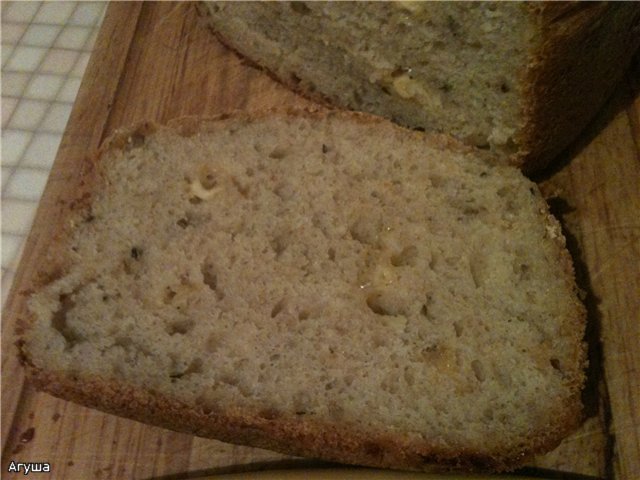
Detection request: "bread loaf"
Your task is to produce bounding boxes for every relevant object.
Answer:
[200,2,640,172]
[19,111,586,472]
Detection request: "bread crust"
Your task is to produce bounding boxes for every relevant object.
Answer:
[22,362,581,473]
[519,2,640,172]
[18,110,587,473]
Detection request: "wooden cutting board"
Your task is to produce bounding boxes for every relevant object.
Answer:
[2,3,638,479]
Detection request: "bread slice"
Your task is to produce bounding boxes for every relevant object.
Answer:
[19,110,586,472]
[199,2,640,172]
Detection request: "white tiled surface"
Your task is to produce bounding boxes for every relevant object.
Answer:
[1,2,106,306]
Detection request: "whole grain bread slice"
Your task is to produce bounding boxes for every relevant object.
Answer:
[19,110,586,472]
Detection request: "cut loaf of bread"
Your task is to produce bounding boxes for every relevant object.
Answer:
[20,111,586,472]
[200,2,640,171]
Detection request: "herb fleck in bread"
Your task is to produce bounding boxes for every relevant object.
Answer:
[19,111,586,472]
[200,2,640,171]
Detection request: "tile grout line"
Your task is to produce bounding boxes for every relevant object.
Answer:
[0,3,24,289]
[1,166,58,201]
[2,1,42,49]
[1,2,51,274]
[25,6,75,98]
[2,1,75,193]
[1,1,45,129]
[1,2,108,280]
[1,8,40,98]
[2,1,77,107]
[2,46,92,57]
[79,7,99,53]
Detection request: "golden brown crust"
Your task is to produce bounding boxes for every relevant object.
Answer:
[533,199,589,411]
[15,149,102,335]
[518,2,640,172]
[23,363,580,473]
[18,110,586,473]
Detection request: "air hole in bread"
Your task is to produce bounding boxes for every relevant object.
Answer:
[176,217,189,229]
[269,146,288,159]
[366,293,390,316]
[122,248,142,275]
[483,407,494,420]
[166,318,195,336]
[453,321,464,337]
[366,291,405,317]
[185,357,203,375]
[163,287,177,304]
[471,359,486,382]
[327,247,336,261]
[170,357,203,380]
[462,206,481,216]
[403,368,415,386]
[421,344,442,363]
[51,293,83,347]
[514,262,530,282]
[390,245,418,267]
[298,310,310,321]
[269,353,281,363]
[245,167,255,177]
[270,234,288,258]
[198,169,218,190]
[271,298,286,318]
[290,1,311,14]
[350,216,380,245]
[202,267,217,289]
[445,257,458,267]
[231,176,250,198]
[550,358,562,372]
[113,336,132,348]
[469,256,486,288]
[201,262,224,300]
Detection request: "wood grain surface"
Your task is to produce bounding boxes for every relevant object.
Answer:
[2,3,638,479]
